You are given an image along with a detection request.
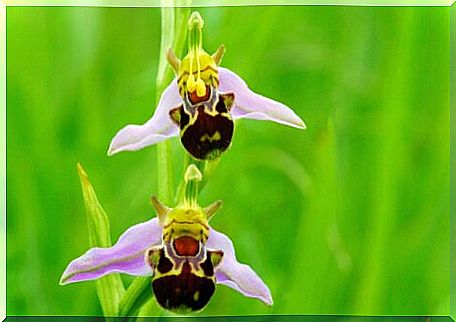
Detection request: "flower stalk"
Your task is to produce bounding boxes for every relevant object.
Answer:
[156,3,177,205]
[118,3,191,317]
[118,276,152,317]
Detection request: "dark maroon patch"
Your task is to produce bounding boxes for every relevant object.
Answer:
[179,107,190,128]
[152,262,215,312]
[173,236,199,257]
[172,92,234,160]
[215,93,234,113]
[181,104,234,160]
[157,249,173,274]
[199,254,214,277]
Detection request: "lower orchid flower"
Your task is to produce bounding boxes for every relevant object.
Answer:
[108,11,306,160]
[60,165,272,313]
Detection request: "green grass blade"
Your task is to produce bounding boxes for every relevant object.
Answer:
[77,163,125,317]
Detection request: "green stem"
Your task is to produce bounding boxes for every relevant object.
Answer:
[157,142,173,204]
[174,153,191,204]
[156,2,176,205]
[118,277,151,317]
[200,158,220,191]
[156,2,192,205]
[118,2,190,318]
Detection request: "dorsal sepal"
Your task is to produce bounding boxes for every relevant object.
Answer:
[212,45,225,66]
[204,200,222,221]
[150,196,172,226]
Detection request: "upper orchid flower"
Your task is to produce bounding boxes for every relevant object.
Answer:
[60,165,272,313]
[108,11,306,160]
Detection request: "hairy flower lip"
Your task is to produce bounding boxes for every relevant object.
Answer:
[60,217,273,306]
[107,67,306,156]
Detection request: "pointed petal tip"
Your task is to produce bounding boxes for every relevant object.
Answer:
[208,229,274,307]
[263,291,273,306]
[218,67,307,131]
[59,218,161,286]
[59,267,79,286]
[255,290,273,306]
[249,282,273,306]
[285,116,306,130]
[59,275,77,286]
[105,79,181,156]
[107,122,179,156]
[295,118,307,130]
[106,144,116,156]
[59,275,68,286]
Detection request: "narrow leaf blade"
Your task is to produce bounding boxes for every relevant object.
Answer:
[77,163,125,317]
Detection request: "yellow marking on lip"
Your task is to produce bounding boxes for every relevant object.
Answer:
[180,109,200,136]
[200,131,221,143]
[194,291,200,301]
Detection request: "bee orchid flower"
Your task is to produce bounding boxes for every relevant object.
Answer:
[108,11,305,160]
[60,165,272,313]
[60,211,272,312]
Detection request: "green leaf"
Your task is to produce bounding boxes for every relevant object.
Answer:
[119,276,152,317]
[77,163,125,317]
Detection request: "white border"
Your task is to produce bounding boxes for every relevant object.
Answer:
[0,2,454,321]
[0,2,5,321]
[2,0,456,6]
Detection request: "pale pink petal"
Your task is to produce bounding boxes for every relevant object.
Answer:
[218,67,306,129]
[60,218,162,284]
[108,80,181,155]
[206,228,273,306]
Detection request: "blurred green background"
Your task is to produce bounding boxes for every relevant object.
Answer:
[7,5,450,317]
